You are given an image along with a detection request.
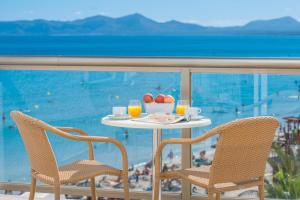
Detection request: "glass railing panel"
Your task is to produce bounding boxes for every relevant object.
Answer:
[1,68,300,199]
[0,70,180,195]
[192,73,300,199]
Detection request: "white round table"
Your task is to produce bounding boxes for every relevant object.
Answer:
[101,116,211,200]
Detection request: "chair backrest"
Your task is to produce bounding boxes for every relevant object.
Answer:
[209,116,279,185]
[10,111,59,178]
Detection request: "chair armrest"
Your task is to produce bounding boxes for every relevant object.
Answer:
[154,127,220,177]
[55,127,90,136]
[158,127,219,153]
[48,126,128,174]
[75,135,129,175]
[55,127,95,160]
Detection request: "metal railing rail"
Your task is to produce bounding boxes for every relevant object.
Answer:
[1,56,300,200]
[1,56,300,73]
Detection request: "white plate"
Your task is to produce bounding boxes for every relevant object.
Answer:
[107,115,132,120]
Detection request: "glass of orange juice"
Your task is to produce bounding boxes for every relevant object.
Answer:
[128,100,142,118]
[176,100,189,116]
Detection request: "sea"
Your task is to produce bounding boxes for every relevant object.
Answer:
[0,35,300,182]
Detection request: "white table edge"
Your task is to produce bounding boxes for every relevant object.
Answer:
[101,117,212,129]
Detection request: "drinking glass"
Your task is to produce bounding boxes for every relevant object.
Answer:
[176,100,190,116]
[128,100,142,118]
[112,107,127,116]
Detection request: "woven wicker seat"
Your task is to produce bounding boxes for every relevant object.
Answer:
[34,160,122,185]
[11,111,129,200]
[153,116,279,200]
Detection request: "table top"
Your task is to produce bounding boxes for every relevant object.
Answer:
[101,116,211,129]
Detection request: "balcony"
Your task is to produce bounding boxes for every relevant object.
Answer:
[0,56,300,200]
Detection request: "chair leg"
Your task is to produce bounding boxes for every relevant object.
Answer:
[216,192,221,200]
[90,177,96,200]
[259,184,264,200]
[29,175,36,200]
[207,191,214,200]
[54,184,60,200]
[123,174,130,200]
[153,177,160,200]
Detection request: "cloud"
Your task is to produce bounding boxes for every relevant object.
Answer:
[24,10,34,15]
[285,7,292,12]
[186,20,199,24]
[74,11,82,16]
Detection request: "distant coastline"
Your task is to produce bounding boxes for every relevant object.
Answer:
[0,14,300,36]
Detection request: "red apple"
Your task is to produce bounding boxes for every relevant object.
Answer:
[155,94,165,103]
[164,95,175,103]
[143,93,154,103]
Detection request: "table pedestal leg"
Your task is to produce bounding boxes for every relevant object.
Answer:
[152,128,161,200]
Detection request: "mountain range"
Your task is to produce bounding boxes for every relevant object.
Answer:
[0,13,300,36]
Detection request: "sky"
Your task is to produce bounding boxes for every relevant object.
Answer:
[0,0,300,26]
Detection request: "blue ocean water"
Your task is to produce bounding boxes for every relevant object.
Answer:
[0,35,300,57]
[1,35,300,183]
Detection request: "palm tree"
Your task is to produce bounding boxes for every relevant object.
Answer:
[266,144,300,199]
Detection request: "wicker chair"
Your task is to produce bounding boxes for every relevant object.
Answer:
[11,111,129,200]
[153,116,279,200]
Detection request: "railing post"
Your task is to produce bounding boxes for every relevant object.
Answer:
[261,74,268,115]
[253,74,259,116]
[180,69,192,200]
[253,74,268,116]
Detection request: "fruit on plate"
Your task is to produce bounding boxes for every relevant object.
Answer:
[143,93,154,103]
[155,94,165,103]
[164,95,175,103]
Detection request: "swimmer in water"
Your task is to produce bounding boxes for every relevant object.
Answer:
[2,113,6,123]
